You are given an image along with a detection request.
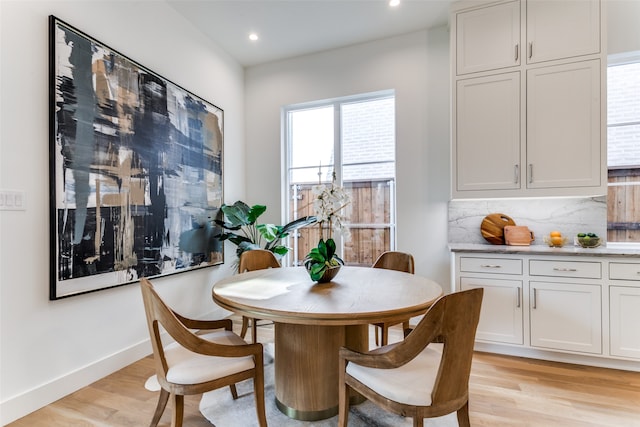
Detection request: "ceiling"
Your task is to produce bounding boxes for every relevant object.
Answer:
[167,0,452,67]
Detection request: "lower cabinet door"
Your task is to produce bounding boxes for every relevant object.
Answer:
[530,281,602,354]
[610,286,640,359]
[461,277,523,345]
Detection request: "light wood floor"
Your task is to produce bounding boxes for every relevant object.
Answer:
[7,322,640,427]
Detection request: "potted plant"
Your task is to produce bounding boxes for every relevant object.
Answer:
[303,171,351,282]
[214,200,316,268]
[303,237,344,282]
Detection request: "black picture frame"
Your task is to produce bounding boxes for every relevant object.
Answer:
[49,16,224,300]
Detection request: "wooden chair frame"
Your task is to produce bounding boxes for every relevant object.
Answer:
[237,249,281,343]
[339,288,483,427]
[140,278,267,427]
[372,251,415,346]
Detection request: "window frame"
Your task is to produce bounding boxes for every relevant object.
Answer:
[607,51,640,243]
[281,90,397,266]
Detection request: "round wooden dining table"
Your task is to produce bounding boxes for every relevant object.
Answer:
[212,265,443,421]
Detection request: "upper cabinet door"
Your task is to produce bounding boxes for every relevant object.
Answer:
[455,72,521,193]
[456,1,521,75]
[526,0,600,64]
[526,60,601,189]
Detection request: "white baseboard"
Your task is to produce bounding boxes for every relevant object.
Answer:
[1,339,152,425]
[2,310,239,425]
[474,341,640,372]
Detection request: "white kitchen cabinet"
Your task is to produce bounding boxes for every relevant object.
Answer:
[455,72,520,191]
[455,0,521,75]
[526,60,601,189]
[528,258,602,355]
[526,0,600,64]
[609,261,640,360]
[610,286,640,359]
[461,277,523,344]
[457,256,523,345]
[529,281,602,354]
[450,0,605,199]
[454,0,600,73]
[453,250,640,370]
[454,60,601,195]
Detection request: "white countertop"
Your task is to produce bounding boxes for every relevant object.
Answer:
[449,242,640,258]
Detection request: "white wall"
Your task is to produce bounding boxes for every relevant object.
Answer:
[244,27,452,286]
[0,1,244,423]
[607,0,640,55]
[3,0,636,424]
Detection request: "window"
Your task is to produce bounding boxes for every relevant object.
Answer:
[283,91,396,266]
[607,53,640,243]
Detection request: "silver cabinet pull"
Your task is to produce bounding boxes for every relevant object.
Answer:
[480,264,502,268]
[514,164,519,184]
[528,164,533,184]
[515,44,519,61]
[532,288,537,309]
[528,42,533,59]
[516,287,521,308]
[553,267,578,272]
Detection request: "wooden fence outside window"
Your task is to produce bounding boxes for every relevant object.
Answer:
[289,180,392,267]
[607,167,640,242]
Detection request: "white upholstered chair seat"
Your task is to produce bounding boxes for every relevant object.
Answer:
[346,343,443,406]
[339,288,483,427]
[164,330,254,384]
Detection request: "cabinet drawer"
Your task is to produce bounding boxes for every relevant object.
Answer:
[609,262,640,281]
[460,257,522,275]
[529,260,601,279]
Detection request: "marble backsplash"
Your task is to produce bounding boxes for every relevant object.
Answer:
[448,196,607,245]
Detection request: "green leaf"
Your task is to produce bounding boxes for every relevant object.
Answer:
[280,216,317,235]
[219,201,251,228]
[226,234,252,246]
[309,263,326,281]
[325,238,337,259]
[256,223,278,242]
[318,239,328,259]
[272,245,289,256]
[247,204,267,223]
[213,221,242,231]
[306,249,325,262]
[214,200,316,264]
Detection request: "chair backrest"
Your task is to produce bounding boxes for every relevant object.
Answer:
[140,277,190,382]
[372,251,415,274]
[405,288,483,406]
[238,249,281,273]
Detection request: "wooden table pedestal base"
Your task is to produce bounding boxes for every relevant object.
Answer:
[274,323,367,421]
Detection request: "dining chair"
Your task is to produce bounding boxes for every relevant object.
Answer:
[140,278,267,427]
[371,251,415,346]
[338,287,484,427]
[238,249,281,343]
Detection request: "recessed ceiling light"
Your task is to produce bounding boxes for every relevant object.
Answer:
[249,33,259,41]
[389,0,400,7]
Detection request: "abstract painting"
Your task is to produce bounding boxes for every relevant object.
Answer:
[49,16,224,299]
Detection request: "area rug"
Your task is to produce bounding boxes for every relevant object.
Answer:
[146,343,457,427]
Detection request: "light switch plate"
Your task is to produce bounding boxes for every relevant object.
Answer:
[0,190,26,211]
